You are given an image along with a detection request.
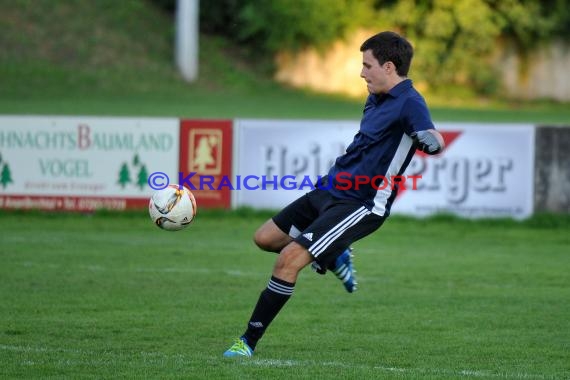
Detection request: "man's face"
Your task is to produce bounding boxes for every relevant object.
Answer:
[360,49,389,95]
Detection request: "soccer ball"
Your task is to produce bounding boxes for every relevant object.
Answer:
[149,185,197,231]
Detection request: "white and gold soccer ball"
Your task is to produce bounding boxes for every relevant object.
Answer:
[149,185,197,231]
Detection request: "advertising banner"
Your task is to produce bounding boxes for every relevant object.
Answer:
[178,119,233,209]
[396,123,535,219]
[233,119,535,219]
[0,116,535,218]
[233,119,357,209]
[0,116,179,211]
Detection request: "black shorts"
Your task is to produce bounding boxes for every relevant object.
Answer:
[272,188,386,269]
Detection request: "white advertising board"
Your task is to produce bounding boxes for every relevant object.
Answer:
[233,119,357,209]
[233,119,535,219]
[0,116,179,211]
[397,123,535,219]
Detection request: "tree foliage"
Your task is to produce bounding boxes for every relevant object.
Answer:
[377,0,505,92]
[199,0,372,52]
[379,0,570,92]
[154,0,570,94]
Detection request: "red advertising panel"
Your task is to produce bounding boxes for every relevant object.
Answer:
[179,120,233,209]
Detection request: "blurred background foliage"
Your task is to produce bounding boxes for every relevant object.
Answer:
[1,0,569,112]
[189,0,570,95]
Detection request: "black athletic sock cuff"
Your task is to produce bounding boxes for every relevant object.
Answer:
[267,276,295,296]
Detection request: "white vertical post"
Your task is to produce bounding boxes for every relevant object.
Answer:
[175,0,199,82]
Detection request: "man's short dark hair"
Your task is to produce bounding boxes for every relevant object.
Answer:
[360,31,414,77]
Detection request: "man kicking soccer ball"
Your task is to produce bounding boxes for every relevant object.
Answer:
[224,31,444,358]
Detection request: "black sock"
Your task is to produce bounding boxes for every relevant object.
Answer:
[242,276,295,350]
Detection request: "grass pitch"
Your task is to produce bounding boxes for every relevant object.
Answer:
[1,210,569,379]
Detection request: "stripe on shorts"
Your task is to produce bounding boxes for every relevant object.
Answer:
[309,206,370,257]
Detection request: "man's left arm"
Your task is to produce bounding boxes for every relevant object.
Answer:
[410,129,445,155]
[402,97,445,155]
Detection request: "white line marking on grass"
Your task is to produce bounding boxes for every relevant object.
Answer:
[0,344,97,356]
[245,359,298,367]
[0,344,551,379]
[135,267,265,277]
[224,269,265,277]
[0,345,50,353]
[135,267,211,274]
[82,264,105,271]
[18,261,266,277]
[241,358,548,379]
